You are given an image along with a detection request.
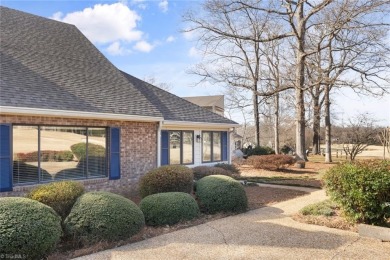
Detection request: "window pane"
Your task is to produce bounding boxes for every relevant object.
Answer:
[87,128,107,178]
[202,132,211,162]
[213,132,221,161]
[169,131,181,165]
[182,132,193,164]
[13,126,39,185]
[41,126,86,181]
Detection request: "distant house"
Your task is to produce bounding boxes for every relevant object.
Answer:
[183,95,225,116]
[0,7,238,196]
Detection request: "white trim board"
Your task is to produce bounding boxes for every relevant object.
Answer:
[0,106,163,122]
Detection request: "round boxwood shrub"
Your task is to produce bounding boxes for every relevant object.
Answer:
[324,160,390,224]
[64,191,145,244]
[196,175,248,214]
[139,165,193,198]
[27,181,85,219]
[0,197,62,260]
[193,166,233,181]
[214,163,241,175]
[140,192,200,226]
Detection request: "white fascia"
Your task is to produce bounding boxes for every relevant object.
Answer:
[162,120,239,130]
[0,106,163,122]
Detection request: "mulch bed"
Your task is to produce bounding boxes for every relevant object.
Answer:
[49,185,309,259]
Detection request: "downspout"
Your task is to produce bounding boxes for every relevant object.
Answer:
[228,127,235,164]
[157,120,162,167]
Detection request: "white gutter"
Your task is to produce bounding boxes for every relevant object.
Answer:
[157,120,162,167]
[0,106,163,122]
[163,120,239,128]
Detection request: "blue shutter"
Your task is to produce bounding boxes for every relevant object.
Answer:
[109,127,120,180]
[161,130,169,165]
[222,131,228,161]
[0,124,12,192]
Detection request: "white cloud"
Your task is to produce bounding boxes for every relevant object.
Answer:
[51,3,142,44]
[106,41,131,56]
[188,46,200,57]
[134,41,154,52]
[158,0,168,13]
[166,36,175,42]
[50,11,63,20]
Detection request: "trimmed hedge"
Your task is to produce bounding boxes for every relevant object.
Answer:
[193,166,232,180]
[0,197,62,260]
[214,163,241,175]
[27,181,85,219]
[247,154,295,171]
[16,150,74,162]
[139,165,193,198]
[242,146,275,157]
[324,160,390,224]
[140,192,200,226]
[196,175,248,214]
[70,142,105,160]
[64,191,145,244]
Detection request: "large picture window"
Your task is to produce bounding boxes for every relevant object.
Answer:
[202,131,224,162]
[13,125,107,185]
[167,131,194,165]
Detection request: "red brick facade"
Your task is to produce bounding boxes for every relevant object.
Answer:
[0,114,158,197]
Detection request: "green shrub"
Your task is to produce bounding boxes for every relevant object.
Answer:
[196,175,248,214]
[15,150,74,162]
[242,146,275,157]
[280,145,293,155]
[300,200,339,217]
[193,166,232,180]
[324,160,390,224]
[247,154,295,171]
[27,181,85,219]
[70,142,105,160]
[64,191,144,244]
[139,165,193,198]
[0,197,62,260]
[140,192,200,226]
[214,163,241,175]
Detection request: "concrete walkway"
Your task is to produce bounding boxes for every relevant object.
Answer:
[76,188,390,260]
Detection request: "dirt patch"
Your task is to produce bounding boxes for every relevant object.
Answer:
[48,185,308,259]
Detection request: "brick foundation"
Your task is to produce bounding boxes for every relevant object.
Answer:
[0,114,158,197]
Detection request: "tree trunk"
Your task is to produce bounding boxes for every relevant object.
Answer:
[294,2,307,161]
[324,84,332,163]
[252,90,260,146]
[274,93,280,154]
[312,94,321,155]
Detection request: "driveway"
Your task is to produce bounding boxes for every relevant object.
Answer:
[76,189,390,260]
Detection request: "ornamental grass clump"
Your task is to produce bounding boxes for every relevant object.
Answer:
[196,175,248,214]
[64,191,144,244]
[140,192,200,226]
[139,165,193,198]
[324,160,390,225]
[0,197,62,260]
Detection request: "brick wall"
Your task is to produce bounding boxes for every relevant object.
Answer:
[0,114,158,197]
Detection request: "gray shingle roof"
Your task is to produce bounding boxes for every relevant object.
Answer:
[0,7,161,118]
[120,72,237,125]
[0,7,237,125]
[183,95,224,109]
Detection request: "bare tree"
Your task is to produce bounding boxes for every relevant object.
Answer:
[143,75,172,92]
[378,127,390,160]
[341,113,378,160]
[183,0,295,146]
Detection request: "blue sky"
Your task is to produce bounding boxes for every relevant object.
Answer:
[2,0,389,125]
